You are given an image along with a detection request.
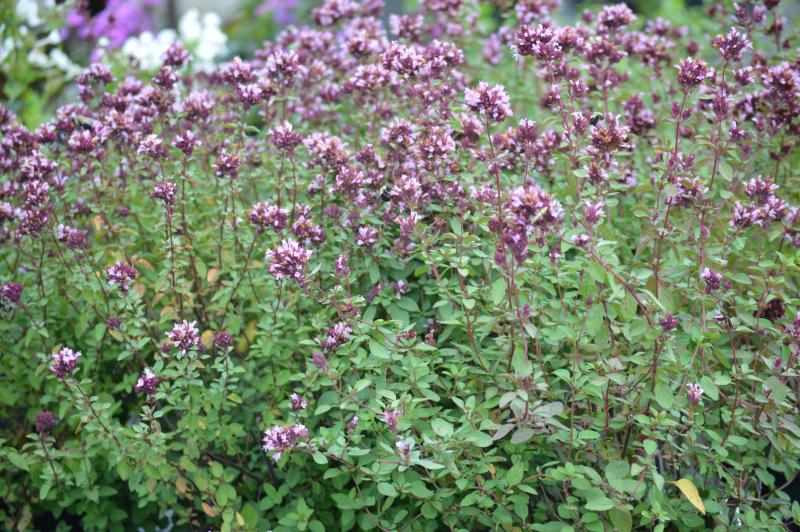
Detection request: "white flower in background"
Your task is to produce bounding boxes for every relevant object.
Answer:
[1,1,82,77]
[179,10,227,70]
[29,47,83,77]
[121,29,177,71]
[121,9,227,72]
[16,0,43,27]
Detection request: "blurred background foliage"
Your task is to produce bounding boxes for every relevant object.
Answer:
[1,0,798,127]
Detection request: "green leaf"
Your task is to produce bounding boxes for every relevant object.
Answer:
[369,340,390,359]
[506,464,524,487]
[378,483,398,497]
[7,451,29,471]
[312,453,328,464]
[416,459,445,470]
[654,381,673,410]
[510,427,536,444]
[491,278,507,305]
[431,418,453,437]
[465,431,494,448]
[409,481,434,498]
[643,440,657,455]
[216,484,236,507]
[607,507,632,532]
[585,495,615,511]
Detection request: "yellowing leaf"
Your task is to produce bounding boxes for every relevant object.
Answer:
[93,215,103,230]
[198,419,206,430]
[207,268,219,284]
[201,330,215,350]
[136,258,154,271]
[236,337,249,353]
[202,502,216,517]
[245,320,257,343]
[133,283,145,298]
[236,512,245,527]
[673,478,705,515]
[176,476,188,494]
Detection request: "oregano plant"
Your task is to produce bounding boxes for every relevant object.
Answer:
[1,0,800,530]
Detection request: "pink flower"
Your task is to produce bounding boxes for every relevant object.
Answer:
[35,411,58,435]
[687,383,704,406]
[701,268,722,293]
[355,226,379,247]
[290,393,308,411]
[167,320,200,354]
[50,347,82,378]
[249,202,288,232]
[152,181,178,206]
[465,82,513,123]
[712,28,751,62]
[265,239,313,282]
[262,424,309,461]
[1,282,23,306]
[347,415,360,432]
[135,368,159,395]
[676,57,712,87]
[106,261,138,294]
[214,149,241,178]
[272,121,303,153]
[138,134,168,159]
[382,408,402,433]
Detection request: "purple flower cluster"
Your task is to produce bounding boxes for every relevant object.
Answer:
[152,181,178,207]
[0,282,23,307]
[464,82,513,123]
[106,261,138,294]
[135,368,159,395]
[687,383,704,406]
[50,347,82,378]
[265,239,312,282]
[318,321,352,352]
[262,423,309,461]
[290,393,308,411]
[167,320,200,355]
[249,202,288,232]
[731,175,788,229]
[35,411,58,435]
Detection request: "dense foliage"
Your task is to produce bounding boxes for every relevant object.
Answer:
[2,0,800,530]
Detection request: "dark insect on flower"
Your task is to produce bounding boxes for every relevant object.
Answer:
[589,114,604,126]
[380,187,391,202]
[290,393,308,411]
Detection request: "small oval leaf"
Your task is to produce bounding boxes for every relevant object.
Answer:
[673,478,705,515]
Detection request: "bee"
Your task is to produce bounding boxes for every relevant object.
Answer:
[77,117,95,130]
[589,114,604,126]
[380,187,391,202]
